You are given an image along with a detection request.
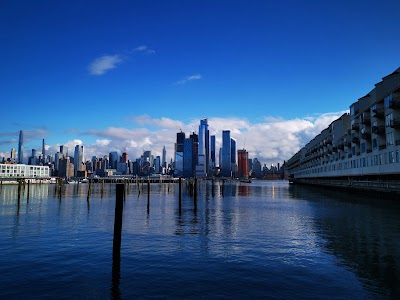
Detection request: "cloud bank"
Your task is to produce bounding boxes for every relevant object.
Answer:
[0,112,346,167]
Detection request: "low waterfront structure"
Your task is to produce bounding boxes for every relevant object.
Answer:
[287,68,400,188]
[0,163,50,179]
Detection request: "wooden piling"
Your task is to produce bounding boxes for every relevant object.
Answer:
[179,177,182,213]
[27,180,30,201]
[113,184,124,253]
[112,183,124,298]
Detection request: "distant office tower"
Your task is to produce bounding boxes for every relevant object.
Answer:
[237,149,249,178]
[59,156,74,178]
[210,135,216,168]
[122,152,128,163]
[162,146,166,168]
[231,138,236,177]
[10,148,16,160]
[253,158,262,178]
[74,145,84,176]
[196,118,210,177]
[18,130,24,164]
[109,151,118,169]
[154,156,161,174]
[60,145,68,157]
[42,139,46,164]
[183,138,194,177]
[174,131,185,177]
[221,130,231,177]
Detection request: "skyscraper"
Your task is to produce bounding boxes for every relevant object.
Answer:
[196,118,210,177]
[162,146,166,168]
[221,130,231,177]
[210,135,216,168]
[60,145,68,157]
[42,139,46,164]
[18,130,24,164]
[109,151,118,169]
[174,131,185,177]
[10,148,16,161]
[237,149,249,178]
[74,145,84,176]
[231,138,236,177]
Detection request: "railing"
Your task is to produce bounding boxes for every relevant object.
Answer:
[372,109,384,119]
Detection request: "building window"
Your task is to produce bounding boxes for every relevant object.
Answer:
[396,150,400,163]
[386,113,393,127]
[384,94,393,108]
[350,106,355,116]
[372,138,378,150]
[371,105,376,115]
[361,142,366,153]
[352,146,356,155]
[389,151,395,163]
[387,132,394,146]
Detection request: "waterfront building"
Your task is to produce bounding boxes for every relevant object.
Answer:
[287,67,400,182]
[0,163,50,178]
[10,148,16,163]
[121,152,128,163]
[174,132,185,177]
[154,156,161,174]
[74,145,84,176]
[237,149,249,178]
[28,149,38,165]
[196,118,210,178]
[18,130,24,164]
[221,130,232,177]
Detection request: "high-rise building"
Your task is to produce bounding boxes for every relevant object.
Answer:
[196,118,210,177]
[154,156,161,174]
[221,130,231,177]
[162,146,166,168]
[253,158,262,178]
[18,130,24,164]
[210,135,216,168]
[237,149,249,178]
[42,139,46,164]
[183,138,194,177]
[74,145,84,176]
[10,148,16,161]
[59,156,74,178]
[121,152,128,163]
[231,138,237,177]
[174,132,185,177]
[60,145,68,157]
[109,151,118,169]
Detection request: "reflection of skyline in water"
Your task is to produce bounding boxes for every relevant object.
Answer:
[0,181,398,298]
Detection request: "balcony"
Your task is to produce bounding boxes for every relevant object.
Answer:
[367,149,372,153]
[372,125,385,135]
[361,132,371,140]
[352,137,360,144]
[346,141,352,148]
[348,154,353,159]
[338,143,344,150]
[332,146,338,152]
[351,123,360,131]
[389,96,400,109]
[372,109,384,119]
[379,144,387,150]
[390,119,400,129]
[396,140,400,146]
[361,117,371,125]
[357,152,361,156]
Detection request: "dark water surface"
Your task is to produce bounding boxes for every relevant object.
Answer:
[0,180,399,299]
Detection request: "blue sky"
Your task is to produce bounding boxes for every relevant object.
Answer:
[1,0,399,165]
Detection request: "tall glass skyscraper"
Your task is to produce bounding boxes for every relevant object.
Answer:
[162,146,166,168]
[221,130,231,177]
[196,118,210,178]
[18,130,24,164]
[174,131,185,177]
[74,145,84,176]
[210,135,216,168]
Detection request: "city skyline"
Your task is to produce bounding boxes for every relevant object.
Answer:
[1,1,400,166]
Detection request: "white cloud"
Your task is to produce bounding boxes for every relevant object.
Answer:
[88,55,123,75]
[37,111,345,167]
[176,74,202,85]
[133,45,156,54]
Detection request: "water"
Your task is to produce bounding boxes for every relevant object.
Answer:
[0,180,399,299]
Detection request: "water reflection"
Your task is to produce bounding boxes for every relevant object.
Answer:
[288,184,400,298]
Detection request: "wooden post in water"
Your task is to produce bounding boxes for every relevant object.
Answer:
[178,177,182,213]
[194,178,197,209]
[27,180,30,201]
[101,179,104,198]
[112,184,124,298]
[18,179,22,202]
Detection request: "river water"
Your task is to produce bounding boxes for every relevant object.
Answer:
[0,180,399,299]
